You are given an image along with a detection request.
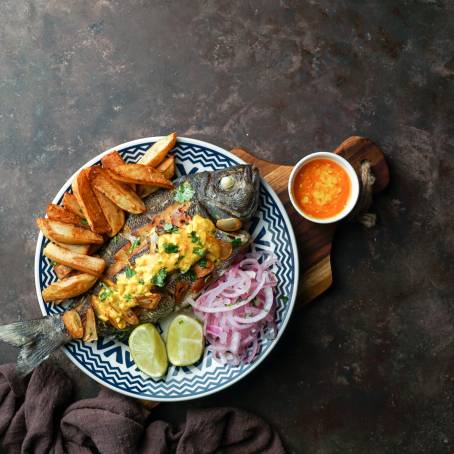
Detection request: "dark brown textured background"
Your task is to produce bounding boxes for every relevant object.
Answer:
[0,1,453,453]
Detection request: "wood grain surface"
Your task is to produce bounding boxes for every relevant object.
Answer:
[232,136,390,306]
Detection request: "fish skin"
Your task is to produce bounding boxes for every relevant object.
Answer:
[90,164,259,337]
[0,165,260,376]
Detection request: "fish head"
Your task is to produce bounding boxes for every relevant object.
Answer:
[197,165,260,225]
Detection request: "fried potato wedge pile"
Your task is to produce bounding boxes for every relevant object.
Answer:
[37,132,177,306]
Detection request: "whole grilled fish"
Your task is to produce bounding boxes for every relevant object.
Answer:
[0,165,260,377]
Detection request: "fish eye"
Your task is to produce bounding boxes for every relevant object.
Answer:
[220,175,235,190]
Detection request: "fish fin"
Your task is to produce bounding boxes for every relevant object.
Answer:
[0,316,71,378]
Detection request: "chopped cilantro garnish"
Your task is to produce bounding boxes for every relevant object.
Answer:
[163,223,179,233]
[111,235,119,245]
[185,269,197,282]
[125,266,136,278]
[138,279,145,285]
[128,238,141,254]
[51,261,58,267]
[163,243,179,254]
[190,231,200,243]
[193,246,205,257]
[152,268,168,287]
[123,294,133,302]
[178,320,184,325]
[81,218,89,226]
[279,296,289,303]
[99,283,112,301]
[198,257,208,268]
[231,238,242,247]
[174,181,195,203]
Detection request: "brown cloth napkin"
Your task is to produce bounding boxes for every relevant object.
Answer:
[0,362,285,454]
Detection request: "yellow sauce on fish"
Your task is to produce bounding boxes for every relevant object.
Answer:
[95,215,221,327]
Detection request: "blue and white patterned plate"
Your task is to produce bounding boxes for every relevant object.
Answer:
[34,137,299,401]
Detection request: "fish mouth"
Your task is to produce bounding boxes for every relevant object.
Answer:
[204,164,260,221]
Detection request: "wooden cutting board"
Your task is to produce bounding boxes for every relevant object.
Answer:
[231,136,390,307]
[139,136,390,407]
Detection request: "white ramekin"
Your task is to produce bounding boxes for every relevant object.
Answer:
[288,151,360,224]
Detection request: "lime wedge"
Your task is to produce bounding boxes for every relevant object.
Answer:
[129,323,168,378]
[166,314,204,366]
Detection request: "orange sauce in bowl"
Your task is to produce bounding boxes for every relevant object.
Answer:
[292,158,351,219]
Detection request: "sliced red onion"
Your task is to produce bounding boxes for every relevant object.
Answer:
[194,251,278,365]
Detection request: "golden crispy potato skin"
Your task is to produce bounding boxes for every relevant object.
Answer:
[53,242,91,255]
[36,218,104,245]
[62,310,84,338]
[107,164,174,188]
[82,307,98,342]
[62,193,85,218]
[137,155,176,198]
[72,168,111,234]
[138,132,176,167]
[46,204,87,227]
[53,263,74,280]
[89,167,146,214]
[101,150,126,169]
[101,151,136,191]
[93,188,125,237]
[43,243,106,277]
[42,273,98,302]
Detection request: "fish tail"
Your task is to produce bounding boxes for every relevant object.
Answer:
[0,315,71,378]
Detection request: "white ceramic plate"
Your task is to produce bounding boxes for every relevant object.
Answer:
[35,137,299,401]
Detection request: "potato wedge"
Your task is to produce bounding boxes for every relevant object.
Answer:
[37,218,104,245]
[42,273,98,302]
[101,150,126,169]
[53,263,74,280]
[62,310,84,338]
[53,241,91,255]
[89,167,146,214]
[82,306,98,342]
[108,164,174,188]
[46,204,87,227]
[93,188,125,237]
[62,193,85,218]
[101,151,136,191]
[43,243,106,277]
[72,168,110,234]
[138,132,176,167]
[137,156,176,198]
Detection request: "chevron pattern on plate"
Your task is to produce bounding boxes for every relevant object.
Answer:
[36,139,298,401]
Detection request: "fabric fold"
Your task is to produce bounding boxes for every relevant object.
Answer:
[0,362,285,454]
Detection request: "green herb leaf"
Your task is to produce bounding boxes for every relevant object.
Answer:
[279,296,289,303]
[99,283,112,301]
[138,279,145,285]
[185,269,197,282]
[174,181,195,203]
[123,293,133,302]
[190,231,200,243]
[163,223,179,233]
[81,218,89,226]
[178,320,184,325]
[128,238,141,254]
[198,258,208,268]
[152,268,168,287]
[112,235,119,246]
[163,243,179,254]
[125,266,136,278]
[231,238,242,247]
[193,246,205,257]
[51,261,58,267]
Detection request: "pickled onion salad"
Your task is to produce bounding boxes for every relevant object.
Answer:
[188,251,278,366]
